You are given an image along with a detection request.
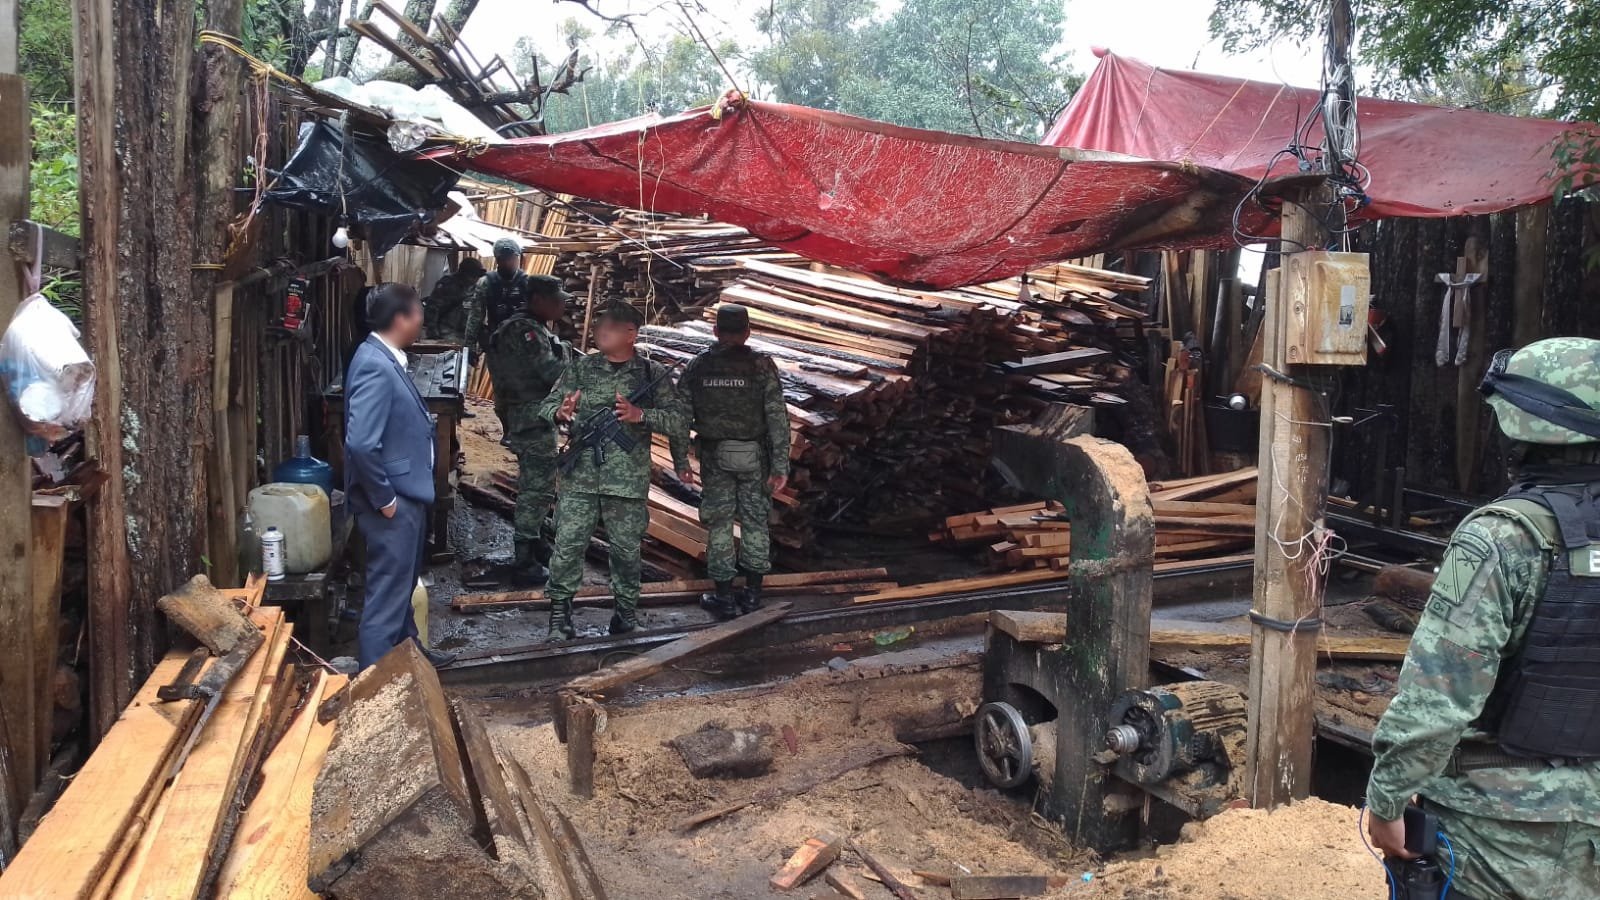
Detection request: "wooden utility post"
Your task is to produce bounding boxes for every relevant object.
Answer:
[1,0,36,845]
[1244,185,1341,807]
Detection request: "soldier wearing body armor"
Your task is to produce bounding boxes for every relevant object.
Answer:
[464,238,529,352]
[1367,337,1600,900]
[423,256,483,343]
[538,303,688,639]
[670,305,790,619]
[485,274,575,587]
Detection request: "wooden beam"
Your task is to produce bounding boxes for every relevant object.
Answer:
[75,0,136,744]
[1151,622,1409,662]
[1244,184,1337,808]
[0,35,31,852]
[7,220,82,269]
[565,602,793,697]
[30,495,70,797]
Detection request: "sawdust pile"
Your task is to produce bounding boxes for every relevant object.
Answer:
[1081,798,1388,900]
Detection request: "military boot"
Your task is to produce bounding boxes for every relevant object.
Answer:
[509,540,549,588]
[608,603,642,636]
[545,601,576,642]
[739,570,764,614]
[699,580,740,620]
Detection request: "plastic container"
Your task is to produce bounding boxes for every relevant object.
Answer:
[261,527,286,581]
[247,483,332,574]
[271,435,335,497]
[237,509,260,579]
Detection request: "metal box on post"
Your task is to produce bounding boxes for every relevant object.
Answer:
[1281,251,1371,365]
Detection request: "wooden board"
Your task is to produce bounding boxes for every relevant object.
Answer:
[988,611,1067,645]
[215,671,346,900]
[1151,621,1410,663]
[0,652,212,897]
[770,832,843,891]
[452,568,889,612]
[566,603,793,697]
[30,494,70,800]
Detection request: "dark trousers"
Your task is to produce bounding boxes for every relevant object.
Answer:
[355,496,427,668]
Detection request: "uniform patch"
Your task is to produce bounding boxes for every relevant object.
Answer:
[701,377,748,388]
[1426,533,1497,625]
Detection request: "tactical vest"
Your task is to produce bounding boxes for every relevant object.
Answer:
[1486,481,1600,759]
[481,271,528,339]
[686,346,767,441]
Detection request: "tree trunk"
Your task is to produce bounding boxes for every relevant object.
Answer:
[76,0,207,740]
[336,0,376,78]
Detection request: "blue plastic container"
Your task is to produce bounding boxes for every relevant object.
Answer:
[272,434,335,497]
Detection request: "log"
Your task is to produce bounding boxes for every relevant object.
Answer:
[770,832,843,891]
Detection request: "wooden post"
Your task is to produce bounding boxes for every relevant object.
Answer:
[1514,202,1548,347]
[1244,184,1337,807]
[0,0,35,844]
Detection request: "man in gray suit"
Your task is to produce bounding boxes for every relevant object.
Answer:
[344,283,453,669]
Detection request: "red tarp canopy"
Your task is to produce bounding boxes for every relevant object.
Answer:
[1045,50,1586,220]
[444,97,1273,289]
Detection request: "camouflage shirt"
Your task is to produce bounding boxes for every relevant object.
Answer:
[537,352,688,499]
[485,313,573,435]
[1368,501,1600,823]
[669,344,791,476]
[464,270,528,350]
[424,271,476,341]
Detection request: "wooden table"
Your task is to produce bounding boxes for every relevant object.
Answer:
[323,342,468,562]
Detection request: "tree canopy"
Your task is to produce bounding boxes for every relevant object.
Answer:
[1209,0,1597,119]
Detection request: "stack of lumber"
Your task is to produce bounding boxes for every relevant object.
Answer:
[931,468,1259,571]
[550,209,782,322]
[0,576,344,900]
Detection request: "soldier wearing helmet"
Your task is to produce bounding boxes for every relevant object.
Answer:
[1366,338,1600,900]
[464,237,529,352]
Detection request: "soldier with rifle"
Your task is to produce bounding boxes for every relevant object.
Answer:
[538,303,688,639]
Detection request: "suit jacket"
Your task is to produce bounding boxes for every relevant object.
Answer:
[344,334,437,514]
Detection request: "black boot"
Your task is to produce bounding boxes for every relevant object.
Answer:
[739,571,764,614]
[700,580,740,620]
[545,601,576,642]
[609,604,642,635]
[509,539,549,588]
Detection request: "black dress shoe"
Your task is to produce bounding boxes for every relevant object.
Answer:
[421,645,458,668]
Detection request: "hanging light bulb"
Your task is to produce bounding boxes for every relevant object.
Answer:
[332,225,350,249]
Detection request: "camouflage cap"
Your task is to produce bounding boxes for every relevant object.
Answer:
[527,273,573,302]
[492,237,523,258]
[596,302,644,328]
[714,303,750,333]
[1481,337,1600,444]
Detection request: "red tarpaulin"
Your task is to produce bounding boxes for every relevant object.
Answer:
[443,96,1274,289]
[1045,50,1587,220]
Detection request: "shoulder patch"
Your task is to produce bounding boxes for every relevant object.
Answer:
[1426,531,1498,624]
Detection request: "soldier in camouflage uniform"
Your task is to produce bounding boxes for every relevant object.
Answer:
[485,274,575,586]
[538,303,688,639]
[669,305,790,619]
[464,238,529,352]
[423,257,483,343]
[1367,337,1600,900]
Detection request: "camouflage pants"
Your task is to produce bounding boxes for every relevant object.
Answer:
[1423,799,1600,900]
[506,424,557,544]
[546,491,649,618]
[699,461,771,582]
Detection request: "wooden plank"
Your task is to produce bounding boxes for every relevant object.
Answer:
[0,652,209,897]
[826,868,869,900]
[769,831,842,891]
[216,671,345,900]
[856,555,1251,604]
[1000,348,1112,375]
[115,609,287,900]
[0,67,34,836]
[30,495,70,797]
[1152,621,1409,662]
[951,874,1058,899]
[988,611,1067,645]
[567,603,793,696]
[452,568,891,611]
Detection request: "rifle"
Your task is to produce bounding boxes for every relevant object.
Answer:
[557,358,683,476]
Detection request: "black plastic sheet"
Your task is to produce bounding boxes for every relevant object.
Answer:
[266,119,459,255]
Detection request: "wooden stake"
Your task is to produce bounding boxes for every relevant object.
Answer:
[580,261,600,351]
[1244,183,1337,807]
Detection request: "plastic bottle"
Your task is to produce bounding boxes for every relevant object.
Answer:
[261,526,286,582]
[271,434,335,497]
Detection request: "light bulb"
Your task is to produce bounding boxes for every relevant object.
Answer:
[332,226,350,249]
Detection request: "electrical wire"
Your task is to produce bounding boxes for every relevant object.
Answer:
[1438,830,1456,899]
[1358,806,1399,900]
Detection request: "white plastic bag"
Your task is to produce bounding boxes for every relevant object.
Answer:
[0,231,95,441]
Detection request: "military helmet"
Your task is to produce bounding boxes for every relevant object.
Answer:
[492,237,523,259]
[1480,337,1600,444]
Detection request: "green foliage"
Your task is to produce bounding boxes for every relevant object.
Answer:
[1209,0,1597,119]
[529,24,738,134]
[29,102,80,238]
[243,0,297,69]
[19,0,75,103]
[750,0,1076,141]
